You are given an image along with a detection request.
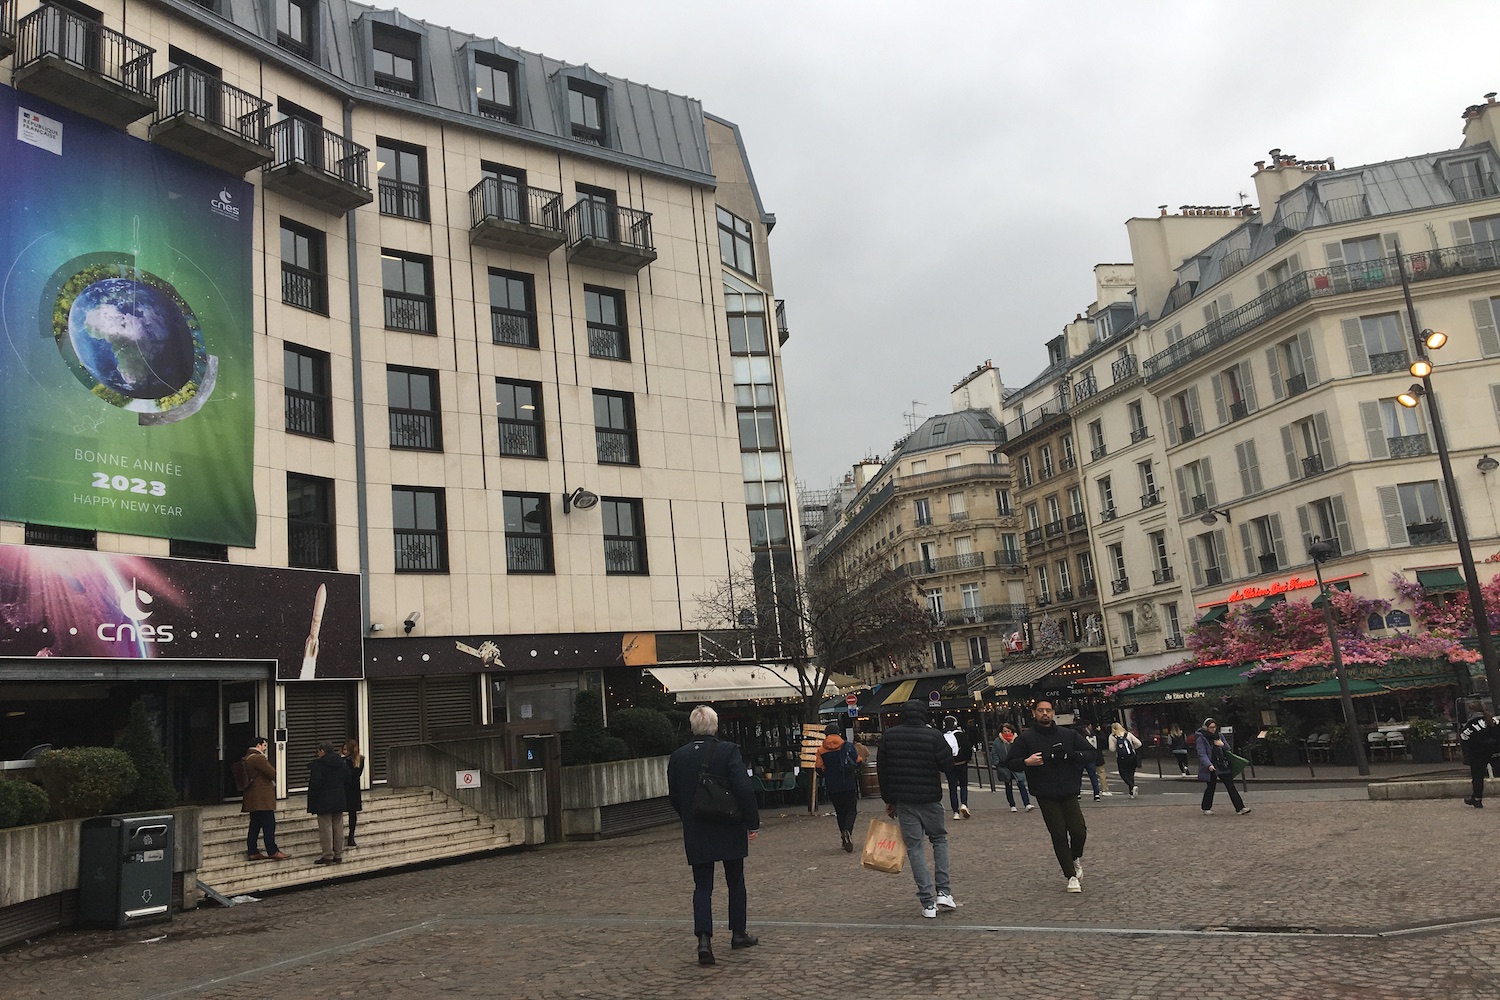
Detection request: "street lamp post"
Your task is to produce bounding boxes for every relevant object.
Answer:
[1309,540,1370,776]
[1393,238,1500,702]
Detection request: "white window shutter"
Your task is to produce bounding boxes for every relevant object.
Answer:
[1280,425,1298,481]
[1213,529,1229,572]
[1381,233,1401,259]
[1187,386,1205,435]
[1472,298,1500,358]
[1212,374,1227,425]
[1452,220,1475,246]
[1298,330,1319,385]
[1239,361,1258,413]
[1202,457,1217,507]
[1269,513,1288,568]
[1288,253,1302,274]
[1175,467,1190,513]
[1324,241,1346,269]
[1235,442,1252,494]
[1255,272,1268,294]
[1266,346,1285,401]
[1331,495,1352,555]
[1342,318,1370,375]
[1490,384,1500,430]
[1163,400,1178,447]
[1376,485,1407,547]
[1296,504,1313,550]
[1245,439,1263,493]
[1360,400,1389,459]
[1239,521,1254,571]
[1188,536,1203,588]
[1313,412,1335,468]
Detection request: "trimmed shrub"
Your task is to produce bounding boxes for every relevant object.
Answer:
[0,780,18,828]
[563,690,608,765]
[598,737,632,762]
[13,780,49,826]
[116,700,177,811]
[609,708,677,758]
[36,747,138,820]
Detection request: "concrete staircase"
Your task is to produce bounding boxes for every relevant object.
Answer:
[195,786,516,898]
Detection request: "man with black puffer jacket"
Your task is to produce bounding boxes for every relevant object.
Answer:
[877,700,957,919]
[1006,699,1094,892]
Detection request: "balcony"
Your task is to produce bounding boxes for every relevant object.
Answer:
[1204,566,1224,586]
[1228,399,1249,421]
[1111,577,1130,595]
[1301,455,1325,478]
[1099,507,1117,523]
[1039,465,1056,480]
[1057,588,1075,602]
[13,4,156,128]
[1044,520,1064,538]
[1449,171,1500,203]
[1122,642,1140,656]
[1164,634,1184,650]
[1035,596,1051,608]
[1130,426,1149,443]
[469,177,566,255]
[263,119,373,215]
[1091,445,1107,461]
[0,0,13,60]
[1152,566,1174,585]
[1258,553,1279,573]
[1061,455,1077,471]
[1407,520,1451,546]
[1220,247,1250,278]
[1191,494,1209,513]
[1079,580,1098,598]
[1324,193,1371,223]
[949,510,970,522]
[1112,354,1139,381]
[148,66,271,175]
[1369,350,1409,374]
[1024,527,1043,546]
[1285,372,1309,397]
[1065,512,1087,531]
[564,202,657,273]
[1388,434,1432,458]
[1141,490,1161,509]
[1073,374,1098,404]
[910,552,987,576]
[914,515,934,527]
[940,603,1028,627]
[1178,424,1198,443]
[897,463,1012,491]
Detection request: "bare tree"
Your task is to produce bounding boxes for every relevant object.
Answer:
[694,551,939,722]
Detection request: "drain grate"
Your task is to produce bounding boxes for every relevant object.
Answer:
[1203,924,1321,935]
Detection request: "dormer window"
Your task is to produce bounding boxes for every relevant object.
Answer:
[568,80,607,145]
[474,51,517,122]
[372,24,419,98]
[277,0,313,58]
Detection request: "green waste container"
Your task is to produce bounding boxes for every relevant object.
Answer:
[77,814,174,930]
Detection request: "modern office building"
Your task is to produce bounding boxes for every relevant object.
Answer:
[0,0,799,796]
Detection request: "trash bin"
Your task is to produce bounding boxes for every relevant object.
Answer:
[77,813,174,930]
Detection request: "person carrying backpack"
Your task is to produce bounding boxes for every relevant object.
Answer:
[942,716,974,819]
[238,737,288,861]
[1109,722,1143,798]
[816,722,868,851]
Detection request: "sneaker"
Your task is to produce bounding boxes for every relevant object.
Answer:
[1236,807,1253,816]
[953,811,962,820]
[1201,809,1213,815]
[1025,804,1035,812]
[921,904,938,918]
[959,804,971,818]
[1009,806,1018,813]
[1066,876,1082,893]
[1073,859,1083,878]
[1465,797,1485,809]
[1093,794,1101,802]
[935,893,957,910]
[1101,791,1114,796]
[1130,787,1138,798]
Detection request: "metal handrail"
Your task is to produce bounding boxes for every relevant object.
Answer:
[266,118,371,190]
[16,4,155,95]
[1111,355,1138,381]
[468,176,563,231]
[0,0,14,42]
[564,201,655,252]
[152,64,268,141]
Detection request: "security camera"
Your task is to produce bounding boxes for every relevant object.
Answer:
[404,611,421,634]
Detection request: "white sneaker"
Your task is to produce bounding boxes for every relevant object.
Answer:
[1201,809,1213,815]
[1101,791,1114,796]
[1237,807,1253,816]
[1025,804,1035,812]
[935,893,957,909]
[921,904,938,918]
[959,804,971,818]
[1066,876,1081,893]
[953,811,962,820]
[1009,806,1018,812]
[1073,859,1083,878]
[1130,787,1138,798]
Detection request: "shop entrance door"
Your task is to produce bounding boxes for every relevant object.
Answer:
[221,681,259,799]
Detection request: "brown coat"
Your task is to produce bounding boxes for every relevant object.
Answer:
[239,750,278,813]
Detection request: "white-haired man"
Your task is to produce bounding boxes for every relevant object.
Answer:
[666,704,761,966]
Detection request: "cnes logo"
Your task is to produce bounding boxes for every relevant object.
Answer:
[210,188,240,220]
[98,579,174,643]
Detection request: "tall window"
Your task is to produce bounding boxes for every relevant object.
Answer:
[284,345,331,439]
[372,25,419,97]
[1352,313,1407,373]
[1097,476,1115,517]
[602,498,647,575]
[717,206,755,276]
[1138,461,1159,505]
[914,498,932,526]
[567,80,607,145]
[1039,444,1054,478]
[948,491,968,520]
[489,268,537,347]
[1036,565,1050,602]
[585,286,628,360]
[276,0,312,57]
[1107,543,1126,581]
[996,489,1013,516]
[925,588,945,617]
[748,504,789,549]
[503,492,553,573]
[1078,551,1095,585]
[387,367,441,451]
[280,219,326,313]
[479,162,530,224]
[1061,434,1076,468]
[1127,400,1147,441]
[392,486,446,572]
[496,379,544,458]
[738,404,779,453]
[575,184,617,241]
[381,250,434,333]
[473,51,517,121]
[287,473,335,569]
[1150,530,1171,576]
[1088,419,1106,459]
[593,390,637,465]
[727,295,769,354]
[376,139,428,220]
[967,636,989,666]
[933,640,954,670]
[1018,454,1033,487]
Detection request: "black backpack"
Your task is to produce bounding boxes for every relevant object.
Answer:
[1116,735,1136,761]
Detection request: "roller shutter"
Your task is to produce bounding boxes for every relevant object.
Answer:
[283,683,356,790]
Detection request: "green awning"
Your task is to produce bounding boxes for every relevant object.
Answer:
[1416,568,1467,593]
[1116,664,1257,707]
[1275,678,1389,701]
[1198,605,1228,625]
[1251,594,1286,613]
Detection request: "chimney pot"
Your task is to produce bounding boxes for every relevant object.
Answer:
[1487,92,1497,102]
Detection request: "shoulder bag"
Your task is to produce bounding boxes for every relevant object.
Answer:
[692,741,744,824]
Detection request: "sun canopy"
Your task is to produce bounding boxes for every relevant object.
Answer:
[1416,568,1467,594]
[646,665,826,704]
[1275,678,1390,701]
[1115,664,1257,707]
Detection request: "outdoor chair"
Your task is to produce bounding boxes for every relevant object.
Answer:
[1366,731,1387,762]
[1384,730,1407,760]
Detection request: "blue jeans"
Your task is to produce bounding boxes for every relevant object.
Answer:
[946,764,969,812]
[692,858,747,936]
[895,800,950,907]
[1082,761,1102,796]
[246,810,279,856]
[997,768,1031,807]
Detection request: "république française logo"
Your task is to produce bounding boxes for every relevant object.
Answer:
[98,578,174,643]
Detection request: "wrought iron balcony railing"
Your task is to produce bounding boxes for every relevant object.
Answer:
[16,4,154,97]
[1407,520,1451,546]
[565,201,655,253]
[1388,434,1432,459]
[282,265,326,314]
[266,118,371,190]
[469,177,563,232]
[1258,553,1279,573]
[1164,634,1184,650]
[379,178,429,220]
[1369,350,1409,374]
[940,603,1028,627]
[384,292,433,333]
[1079,580,1098,598]
[288,522,336,569]
[1228,399,1249,421]
[1204,566,1224,586]
[1044,520,1064,538]
[1024,527,1044,545]
[994,549,1024,567]
[1066,512,1088,530]
[153,64,267,141]
[1302,455,1325,478]
[1122,642,1140,656]
[1153,566,1174,585]
[910,552,987,576]
[1073,374,1098,403]
[1099,507,1117,523]
[285,389,331,439]
[389,409,441,450]
[1141,491,1161,509]
[1112,354,1139,381]
[1111,577,1130,595]
[394,529,446,572]
[1130,425,1149,443]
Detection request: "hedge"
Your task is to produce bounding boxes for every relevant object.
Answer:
[35,747,138,820]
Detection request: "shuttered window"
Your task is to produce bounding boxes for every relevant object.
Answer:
[368,676,479,782]
[283,684,357,791]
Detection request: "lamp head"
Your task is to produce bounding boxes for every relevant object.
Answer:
[1409,357,1433,378]
[1396,384,1426,408]
[1308,539,1335,564]
[1480,455,1500,474]
[1199,507,1231,526]
[1423,329,1448,351]
[564,487,600,513]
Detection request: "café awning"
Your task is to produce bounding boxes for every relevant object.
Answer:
[1115,664,1257,707]
[1198,605,1228,625]
[880,679,918,706]
[1275,678,1390,701]
[646,664,823,704]
[1416,568,1467,593]
[991,653,1078,689]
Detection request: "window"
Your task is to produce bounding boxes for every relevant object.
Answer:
[948,492,967,520]
[1018,454,1033,487]
[911,459,928,475]
[381,250,434,333]
[999,533,1021,563]
[1097,476,1115,518]
[1384,481,1449,546]
[593,390,637,465]
[1344,313,1407,374]
[1215,363,1255,422]
[473,51,517,122]
[275,98,323,168]
[602,498,647,574]
[1035,565,1050,602]
[276,0,312,57]
[1067,486,1084,517]
[717,207,755,277]
[479,162,533,225]
[496,379,544,458]
[1039,444,1054,478]
[1363,398,1428,460]
[26,523,96,549]
[280,219,326,314]
[1061,434,1076,469]
[1246,514,1285,574]
[1164,603,1182,646]
[1270,332,1317,398]
[392,486,446,572]
[933,640,955,670]
[1282,413,1332,479]
[1107,543,1126,587]
[1045,495,1062,534]
[387,367,441,451]
[912,497,933,527]
[1025,504,1040,531]
[1169,387,1202,442]
[1149,530,1171,582]
[1138,461,1159,506]
[376,139,428,220]
[748,504,789,548]
[489,268,537,347]
[1078,551,1095,585]
[967,636,989,667]
[288,473,336,569]
[284,345,332,439]
[1445,158,1497,201]
[738,405,779,452]
[574,184,618,242]
[925,588,945,617]
[585,286,628,360]
[169,539,228,561]
[1192,531,1226,587]
[727,293,769,354]
[1126,401,1147,442]
[1472,297,1500,358]
[960,583,980,613]
[503,493,553,573]
[996,489,1013,516]
[567,80,607,145]
[1056,558,1072,595]
[372,25,419,97]
[164,47,223,125]
[1299,496,1349,557]
[1088,419,1106,459]
[1176,458,1215,514]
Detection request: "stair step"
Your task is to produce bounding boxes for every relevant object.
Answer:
[198,832,514,897]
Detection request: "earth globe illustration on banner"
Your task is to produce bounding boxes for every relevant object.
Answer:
[47,253,216,424]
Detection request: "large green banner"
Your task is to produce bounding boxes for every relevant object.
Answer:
[0,84,255,545]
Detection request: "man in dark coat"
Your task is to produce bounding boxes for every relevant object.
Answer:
[1007,699,1093,892]
[1459,711,1500,807]
[239,737,287,861]
[306,741,349,864]
[877,700,956,918]
[666,705,760,966]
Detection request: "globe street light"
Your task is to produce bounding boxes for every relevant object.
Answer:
[1391,237,1500,702]
[1308,539,1371,776]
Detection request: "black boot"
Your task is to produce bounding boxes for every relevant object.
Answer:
[697,933,714,965]
[730,931,758,949]
[1465,797,1485,808]
[840,829,853,852]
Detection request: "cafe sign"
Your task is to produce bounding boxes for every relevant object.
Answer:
[1225,576,1318,604]
[1164,691,1208,701]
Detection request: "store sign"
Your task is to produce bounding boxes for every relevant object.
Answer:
[1164,691,1207,702]
[0,544,361,679]
[1225,577,1319,603]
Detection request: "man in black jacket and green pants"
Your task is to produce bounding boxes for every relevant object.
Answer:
[1006,699,1093,892]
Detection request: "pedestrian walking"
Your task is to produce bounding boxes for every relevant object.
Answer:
[1458,711,1500,808]
[942,715,973,819]
[990,723,1033,812]
[816,722,867,851]
[1077,720,1110,800]
[1109,722,1143,798]
[1168,724,1190,775]
[877,700,958,918]
[306,741,349,864]
[1196,718,1251,816]
[341,738,365,847]
[238,737,288,861]
[666,705,760,966]
[1006,699,1093,892]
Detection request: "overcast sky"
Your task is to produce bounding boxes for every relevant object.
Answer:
[393,0,1499,490]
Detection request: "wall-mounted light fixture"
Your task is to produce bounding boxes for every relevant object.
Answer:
[1199,507,1232,526]
[1479,455,1499,475]
[563,486,600,514]
[404,611,421,635]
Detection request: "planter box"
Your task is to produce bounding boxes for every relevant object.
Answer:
[1409,738,1444,764]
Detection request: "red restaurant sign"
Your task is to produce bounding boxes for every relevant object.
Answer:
[1225,576,1319,603]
